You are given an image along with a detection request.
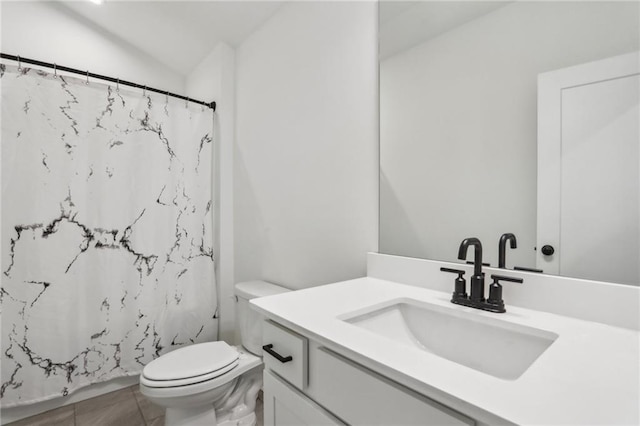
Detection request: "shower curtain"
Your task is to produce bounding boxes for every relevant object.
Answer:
[0,64,218,407]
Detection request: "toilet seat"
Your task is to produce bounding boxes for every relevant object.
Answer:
[141,359,240,388]
[140,346,263,401]
[141,341,240,388]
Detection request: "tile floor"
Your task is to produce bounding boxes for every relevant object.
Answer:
[6,386,264,426]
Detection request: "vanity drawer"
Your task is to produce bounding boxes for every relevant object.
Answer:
[311,347,474,426]
[262,320,308,389]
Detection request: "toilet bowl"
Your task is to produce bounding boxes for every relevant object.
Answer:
[140,343,262,426]
[139,281,289,426]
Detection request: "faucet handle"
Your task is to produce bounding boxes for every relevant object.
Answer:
[490,274,524,284]
[513,266,543,273]
[440,267,467,299]
[465,260,491,267]
[440,267,465,275]
[487,274,523,312]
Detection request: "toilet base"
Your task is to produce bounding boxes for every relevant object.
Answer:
[217,412,257,426]
[160,367,263,426]
[166,405,218,426]
[164,406,257,426]
[164,405,258,426]
[164,399,258,426]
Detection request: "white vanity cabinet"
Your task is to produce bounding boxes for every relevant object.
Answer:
[263,370,343,426]
[261,319,475,426]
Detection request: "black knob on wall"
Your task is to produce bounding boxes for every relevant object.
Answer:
[541,245,555,256]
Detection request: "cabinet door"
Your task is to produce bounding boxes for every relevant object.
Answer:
[263,371,343,426]
[309,347,474,426]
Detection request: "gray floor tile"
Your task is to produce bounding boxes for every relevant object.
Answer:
[7,405,75,426]
[74,387,135,416]
[6,384,262,426]
[75,397,144,426]
[132,386,165,422]
[145,416,165,426]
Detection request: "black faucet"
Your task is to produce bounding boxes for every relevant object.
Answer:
[498,233,517,268]
[439,237,524,313]
[457,237,485,302]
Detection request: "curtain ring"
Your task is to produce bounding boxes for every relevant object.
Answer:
[116,78,120,92]
[166,92,169,104]
[86,70,89,85]
[186,97,189,108]
[143,85,147,97]
[17,55,21,71]
[53,63,57,78]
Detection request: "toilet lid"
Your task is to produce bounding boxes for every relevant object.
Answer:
[143,341,239,381]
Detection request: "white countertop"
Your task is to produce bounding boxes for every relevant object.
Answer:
[251,277,640,425]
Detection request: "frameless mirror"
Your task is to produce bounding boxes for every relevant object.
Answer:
[379,1,639,285]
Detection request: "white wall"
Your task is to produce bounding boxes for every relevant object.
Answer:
[0,1,183,93]
[380,1,639,268]
[185,43,237,344]
[234,1,378,290]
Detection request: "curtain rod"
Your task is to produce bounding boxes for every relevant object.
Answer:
[0,53,217,111]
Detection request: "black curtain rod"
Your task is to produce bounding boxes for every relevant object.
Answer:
[0,53,216,111]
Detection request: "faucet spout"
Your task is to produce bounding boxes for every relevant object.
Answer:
[458,237,483,276]
[498,233,517,268]
[457,237,485,302]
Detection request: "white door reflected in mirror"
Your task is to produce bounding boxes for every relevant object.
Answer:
[537,52,639,285]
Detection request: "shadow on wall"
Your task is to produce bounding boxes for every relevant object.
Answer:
[379,170,424,258]
[233,143,269,285]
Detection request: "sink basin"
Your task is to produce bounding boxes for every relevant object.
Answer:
[341,299,558,380]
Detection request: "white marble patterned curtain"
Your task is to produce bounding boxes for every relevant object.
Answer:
[0,64,218,407]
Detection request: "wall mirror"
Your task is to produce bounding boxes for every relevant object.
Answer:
[379,1,639,285]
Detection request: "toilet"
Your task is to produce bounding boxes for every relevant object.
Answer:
[139,281,289,426]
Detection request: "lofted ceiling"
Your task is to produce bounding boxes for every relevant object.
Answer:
[55,1,511,74]
[379,1,511,60]
[59,0,284,76]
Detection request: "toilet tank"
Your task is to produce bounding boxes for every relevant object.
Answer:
[235,280,290,355]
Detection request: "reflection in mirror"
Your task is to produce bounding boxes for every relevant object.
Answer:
[379,1,639,285]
